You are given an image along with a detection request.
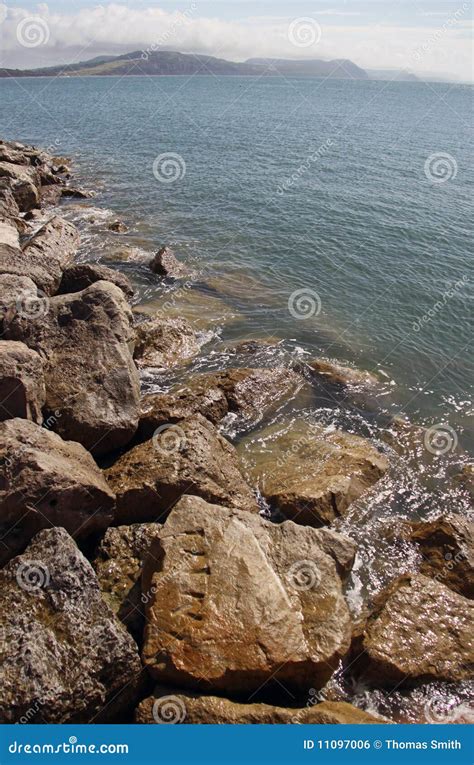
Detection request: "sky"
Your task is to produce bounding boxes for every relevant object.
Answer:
[0,1,472,81]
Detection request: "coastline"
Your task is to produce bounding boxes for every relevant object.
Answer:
[0,137,472,725]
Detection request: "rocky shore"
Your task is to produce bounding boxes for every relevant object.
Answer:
[0,138,472,725]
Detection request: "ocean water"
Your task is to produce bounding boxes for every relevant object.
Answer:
[1,74,473,720]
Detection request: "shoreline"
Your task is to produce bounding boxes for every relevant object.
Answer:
[0,137,472,725]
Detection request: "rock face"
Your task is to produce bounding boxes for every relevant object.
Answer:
[238,421,389,527]
[93,523,162,637]
[0,216,79,295]
[106,415,259,523]
[0,161,39,211]
[0,179,21,218]
[0,341,46,424]
[0,418,115,564]
[409,515,474,599]
[0,274,38,333]
[0,219,20,249]
[141,495,353,694]
[149,246,190,278]
[351,574,474,688]
[138,386,228,439]
[134,317,201,369]
[59,263,134,299]
[4,281,140,456]
[136,690,386,724]
[0,528,142,723]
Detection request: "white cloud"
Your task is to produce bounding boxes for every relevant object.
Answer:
[0,3,471,82]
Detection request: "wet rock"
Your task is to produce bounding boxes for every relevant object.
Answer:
[238,421,389,527]
[149,246,190,279]
[138,385,228,439]
[0,341,45,424]
[106,414,259,524]
[306,358,379,388]
[0,162,40,211]
[3,282,140,456]
[454,464,474,498]
[93,523,162,637]
[0,418,115,565]
[0,274,38,333]
[136,689,387,724]
[59,263,134,299]
[108,220,128,233]
[0,528,142,723]
[408,515,474,599]
[351,573,474,688]
[141,495,353,693]
[134,317,201,369]
[0,216,79,295]
[61,187,94,199]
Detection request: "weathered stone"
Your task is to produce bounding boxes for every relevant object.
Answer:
[149,246,190,279]
[4,282,140,456]
[307,358,379,388]
[108,220,128,233]
[0,162,39,211]
[0,341,45,423]
[59,263,134,299]
[408,515,474,599]
[0,216,79,295]
[0,528,142,723]
[238,421,389,527]
[138,385,228,439]
[136,689,387,724]
[106,415,259,523]
[61,187,94,199]
[93,523,162,637]
[134,317,201,369]
[0,219,20,249]
[0,274,38,334]
[0,418,115,564]
[0,180,21,219]
[141,496,353,693]
[351,574,474,688]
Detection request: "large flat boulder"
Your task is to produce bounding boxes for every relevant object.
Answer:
[351,574,474,688]
[133,316,201,369]
[238,421,389,526]
[4,281,140,456]
[0,341,45,423]
[0,161,39,211]
[138,385,228,440]
[0,418,115,565]
[136,689,386,724]
[106,414,259,523]
[141,495,353,694]
[0,528,142,723]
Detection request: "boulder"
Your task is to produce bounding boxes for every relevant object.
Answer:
[0,219,20,249]
[59,263,134,299]
[0,179,20,219]
[0,341,46,424]
[408,515,474,599]
[108,220,128,233]
[351,573,474,688]
[306,358,379,388]
[136,689,386,724]
[0,418,115,565]
[141,496,353,693]
[0,161,39,211]
[138,386,228,440]
[0,274,38,333]
[134,317,201,369]
[238,421,389,527]
[93,522,162,637]
[0,528,142,723]
[3,281,140,456]
[106,415,259,523]
[149,246,190,278]
[0,216,80,295]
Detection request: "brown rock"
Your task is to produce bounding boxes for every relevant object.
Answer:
[351,573,474,688]
[0,179,20,219]
[307,358,379,388]
[138,385,228,439]
[4,281,140,456]
[0,274,38,333]
[93,522,162,637]
[136,689,387,724]
[141,495,353,693]
[0,219,20,249]
[108,220,128,233]
[59,262,134,299]
[0,418,115,565]
[238,421,389,527]
[0,162,39,211]
[134,317,201,369]
[0,528,142,723]
[106,415,259,523]
[0,341,46,424]
[149,246,190,278]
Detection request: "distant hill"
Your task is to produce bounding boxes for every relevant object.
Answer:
[0,50,369,80]
[368,69,419,82]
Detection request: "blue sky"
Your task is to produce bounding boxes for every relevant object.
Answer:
[1,1,472,80]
